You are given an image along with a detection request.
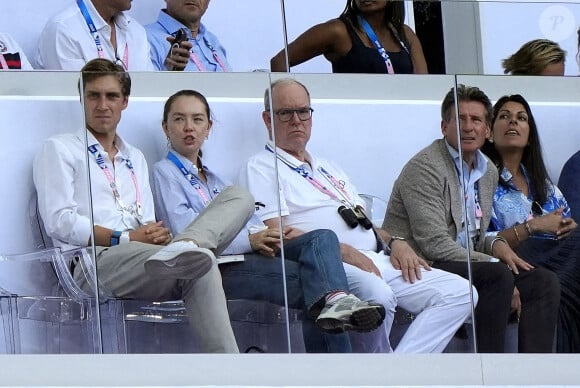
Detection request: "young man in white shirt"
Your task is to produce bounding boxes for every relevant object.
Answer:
[239,78,476,353]
[33,58,253,353]
[36,0,161,71]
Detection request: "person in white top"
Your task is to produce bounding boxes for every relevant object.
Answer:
[35,0,167,71]
[239,78,477,353]
[0,32,33,70]
[33,58,254,353]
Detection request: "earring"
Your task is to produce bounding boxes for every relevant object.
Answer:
[488,138,494,143]
[167,137,172,149]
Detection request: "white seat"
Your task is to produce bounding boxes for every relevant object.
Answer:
[0,247,101,353]
[29,193,304,353]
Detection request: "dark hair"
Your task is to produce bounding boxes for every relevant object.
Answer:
[79,58,131,96]
[163,89,211,123]
[501,39,566,75]
[440,84,493,124]
[163,90,212,160]
[481,94,549,205]
[341,0,409,49]
[263,78,311,111]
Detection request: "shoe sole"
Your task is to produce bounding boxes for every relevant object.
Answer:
[144,247,214,280]
[316,304,386,334]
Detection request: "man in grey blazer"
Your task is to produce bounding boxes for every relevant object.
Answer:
[384,84,560,353]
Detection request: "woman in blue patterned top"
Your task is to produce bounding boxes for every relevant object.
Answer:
[482,94,580,353]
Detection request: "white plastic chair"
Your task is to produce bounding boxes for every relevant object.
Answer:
[30,193,304,353]
[0,247,101,353]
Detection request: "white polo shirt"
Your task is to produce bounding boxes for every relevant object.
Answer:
[36,0,154,71]
[239,142,377,251]
[33,129,155,251]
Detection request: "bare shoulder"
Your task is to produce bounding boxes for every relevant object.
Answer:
[306,18,349,42]
[402,24,419,41]
[325,18,349,35]
[316,18,352,57]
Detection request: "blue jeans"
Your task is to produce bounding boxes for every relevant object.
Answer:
[220,229,352,353]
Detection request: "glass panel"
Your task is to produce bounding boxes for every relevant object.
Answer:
[80,70,294,353]
[443,1,580,75]
[278,0,579,76]
[129,0,286,72]
[0,71,102,353]
[456,74,580,353]
[277,0,432,74]
[266,73,477,353]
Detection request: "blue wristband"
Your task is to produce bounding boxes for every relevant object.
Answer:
[110,230,122,246]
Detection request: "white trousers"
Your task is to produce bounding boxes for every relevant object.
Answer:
[346,250,477,353]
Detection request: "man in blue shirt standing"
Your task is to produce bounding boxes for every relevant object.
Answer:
[145,0,231,72]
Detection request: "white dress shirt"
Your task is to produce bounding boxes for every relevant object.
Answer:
[33,129,155,251]
[36,0,154,71]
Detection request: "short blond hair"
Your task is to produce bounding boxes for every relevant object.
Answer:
[502,39,566,75]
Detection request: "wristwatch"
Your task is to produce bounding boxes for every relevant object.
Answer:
[386,236,406,255]
[110,230,122,246]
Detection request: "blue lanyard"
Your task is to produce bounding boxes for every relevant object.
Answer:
[166,151,215,206]
[357,16,408,74]
[77,0,98,36]
[159,23,228,72]
[77,0,102,52]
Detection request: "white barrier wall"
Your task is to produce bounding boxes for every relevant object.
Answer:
[478,1,580,75]
[443,1,580,75]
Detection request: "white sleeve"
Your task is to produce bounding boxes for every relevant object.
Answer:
[33,138,92,246]
[36,20,87,70]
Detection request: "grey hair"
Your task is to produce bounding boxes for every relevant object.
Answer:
[441,84,493,124]
[263,78,311,111]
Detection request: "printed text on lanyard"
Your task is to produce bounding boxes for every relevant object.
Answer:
[166,151,216,206]
[357,16,409,74]
[88,145,142,220]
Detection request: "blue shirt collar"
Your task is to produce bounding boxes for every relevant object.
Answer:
[499,164,529,184]
[444,139,488,179]
[156,9,207,40]
[168,148,206,175]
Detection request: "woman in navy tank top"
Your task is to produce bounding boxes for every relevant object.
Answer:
[270,0,427,74]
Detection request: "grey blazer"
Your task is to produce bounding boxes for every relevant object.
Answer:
[383,139,499,263]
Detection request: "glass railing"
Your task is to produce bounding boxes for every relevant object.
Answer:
[1,0,579,356]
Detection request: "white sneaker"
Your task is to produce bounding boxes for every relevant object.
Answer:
[316,294,386,333]
[144,240,215,280]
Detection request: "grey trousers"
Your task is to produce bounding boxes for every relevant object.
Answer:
[76,186,254,353]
